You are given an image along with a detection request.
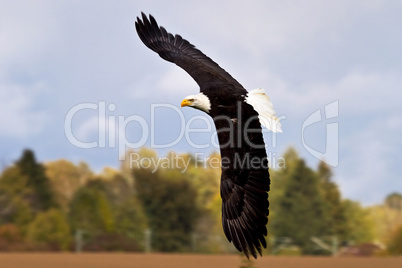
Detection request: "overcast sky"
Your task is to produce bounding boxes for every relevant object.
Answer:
[1,0,401,205]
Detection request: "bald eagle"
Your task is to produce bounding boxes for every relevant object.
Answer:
[135,13,281,258]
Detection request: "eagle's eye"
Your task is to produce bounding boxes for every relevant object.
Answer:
[188,98,194,102]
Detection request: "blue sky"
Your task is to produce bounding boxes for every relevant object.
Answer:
[1,0,401,205]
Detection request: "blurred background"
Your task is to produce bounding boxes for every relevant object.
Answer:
[0,0,401,256]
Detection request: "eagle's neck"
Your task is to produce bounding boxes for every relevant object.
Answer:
[194,93,211,113]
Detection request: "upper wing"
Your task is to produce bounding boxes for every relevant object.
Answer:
[216,102,270,258]
[135,13,245,93]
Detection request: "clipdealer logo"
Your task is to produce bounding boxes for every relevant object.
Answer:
[64,102,283,160]
[64,100,339,168]
[302,100,339,167]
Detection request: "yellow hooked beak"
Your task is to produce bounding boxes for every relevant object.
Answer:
[181,99,192,107]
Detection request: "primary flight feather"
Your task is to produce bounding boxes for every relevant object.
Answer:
[135,13,281,258]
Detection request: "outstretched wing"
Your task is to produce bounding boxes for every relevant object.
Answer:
[216,101,270,259]
[135,13,246,93]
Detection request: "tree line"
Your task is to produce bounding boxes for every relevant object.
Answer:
[0,148,401,255]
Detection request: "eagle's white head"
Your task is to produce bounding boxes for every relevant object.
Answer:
[181,93,211,113]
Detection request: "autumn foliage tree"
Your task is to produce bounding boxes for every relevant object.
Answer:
[27,209,71,250]
[0,147,394,254]
[45,160,92,211]
[387,225,402,255]
[367,192,402,249]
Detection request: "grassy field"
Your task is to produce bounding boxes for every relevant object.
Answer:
[0,253,401,268]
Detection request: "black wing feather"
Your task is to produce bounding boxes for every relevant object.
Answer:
[135,13,245,93]
[216,101,270,259]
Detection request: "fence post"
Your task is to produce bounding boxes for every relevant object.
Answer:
[75,229,84,253]
[144,229,152,253]
[332,236,338,256]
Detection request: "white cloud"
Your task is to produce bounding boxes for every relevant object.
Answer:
[0,82,48,137]
[0,1,62,75]
[157,67,198,95]
[267,70,401,120]
[334,72,400,114]
[173,0,388,55]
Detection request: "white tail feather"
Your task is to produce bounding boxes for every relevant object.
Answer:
[245,88,282,133]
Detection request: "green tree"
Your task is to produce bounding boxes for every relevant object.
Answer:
[269,148,300,218]
[0,166,29,196]
[134,167,199,252]
[317,161,347,238]
[69,186,115,236]
[114,196,148,247]
[269,148,301,217]
[99,172,147,239]
[271,152,329,254]
[27,209,71,250]
[0,166,34,231]
[15,149,56,212]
